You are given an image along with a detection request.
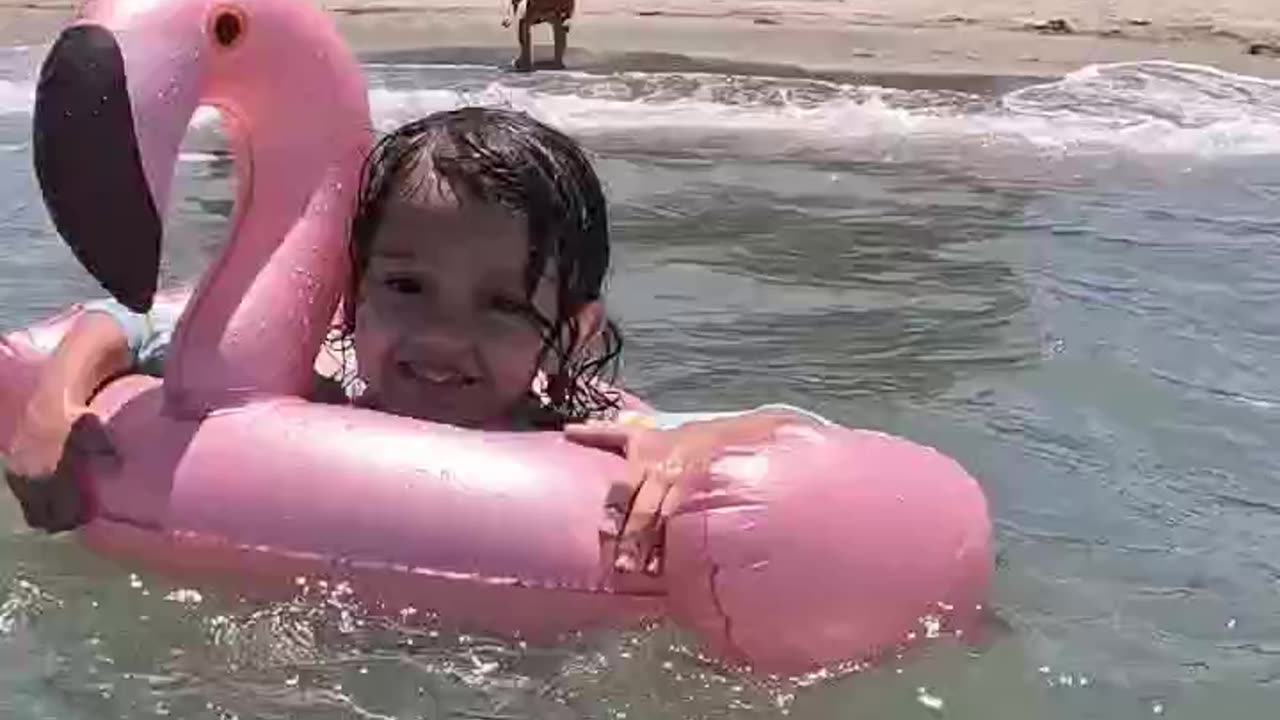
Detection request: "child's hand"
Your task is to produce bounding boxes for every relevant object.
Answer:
[565,420,716,574]
[564,410,819,574]
[5,391,115,532]
[7,394,86,482]
[3,311,130,532]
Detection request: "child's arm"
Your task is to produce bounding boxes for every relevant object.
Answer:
[6,299,171,477]
[3,301,156,531]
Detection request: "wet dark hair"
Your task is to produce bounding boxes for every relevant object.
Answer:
[330,107,622,425]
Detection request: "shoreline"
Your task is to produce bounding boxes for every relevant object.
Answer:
[4,1,1279,84]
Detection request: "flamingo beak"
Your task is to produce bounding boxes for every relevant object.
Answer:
[32,25,163,313]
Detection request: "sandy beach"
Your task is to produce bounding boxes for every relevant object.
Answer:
[4,0,1280,82]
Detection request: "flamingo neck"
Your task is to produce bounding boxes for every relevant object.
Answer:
[162,110,363,417]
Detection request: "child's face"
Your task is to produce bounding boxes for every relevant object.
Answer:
[353,188,575,428]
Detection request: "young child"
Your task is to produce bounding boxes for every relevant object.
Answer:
[503,0,574,72]
[5,108,827,574]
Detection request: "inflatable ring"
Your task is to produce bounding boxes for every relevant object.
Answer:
[1,0,992,674]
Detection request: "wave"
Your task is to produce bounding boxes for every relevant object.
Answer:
[2,58,1279,158]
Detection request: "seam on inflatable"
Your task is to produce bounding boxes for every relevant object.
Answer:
[92,519,664,596]
[702,513,748,664]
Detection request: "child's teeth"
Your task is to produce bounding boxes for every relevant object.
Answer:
[400,360,465,384]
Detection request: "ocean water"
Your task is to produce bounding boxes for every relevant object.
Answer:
[2,45,1279,718]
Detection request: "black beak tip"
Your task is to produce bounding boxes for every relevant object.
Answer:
[115,281,157,315]
[32,23,162,316]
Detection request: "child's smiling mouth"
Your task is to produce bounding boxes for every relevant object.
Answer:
[396,360,478,387]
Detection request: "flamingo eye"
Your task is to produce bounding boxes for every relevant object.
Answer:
[210,7,247,49]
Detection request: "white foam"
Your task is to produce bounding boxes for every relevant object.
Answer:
[999,61,1280,156]
[0,80,33,116]
[359,62,1280,158]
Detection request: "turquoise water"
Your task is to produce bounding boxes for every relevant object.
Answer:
[2,47,1280,718]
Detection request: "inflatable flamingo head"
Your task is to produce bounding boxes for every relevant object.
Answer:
[32,0,370,313]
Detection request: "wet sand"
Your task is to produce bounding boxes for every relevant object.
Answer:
[4,0,1280,81]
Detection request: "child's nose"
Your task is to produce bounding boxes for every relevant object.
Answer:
[404,304,475,355]
[409,317,470,352]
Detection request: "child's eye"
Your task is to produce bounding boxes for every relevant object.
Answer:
[490,296,538,319]
[384,276,422,295]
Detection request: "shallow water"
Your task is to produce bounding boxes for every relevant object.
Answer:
[2,46,1279,718]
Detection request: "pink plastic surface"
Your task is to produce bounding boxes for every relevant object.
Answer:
[0,0,993,674]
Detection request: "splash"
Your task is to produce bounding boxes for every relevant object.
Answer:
[0,576,60,635]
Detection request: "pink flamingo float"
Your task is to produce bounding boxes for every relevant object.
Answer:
[0,0,992,674]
